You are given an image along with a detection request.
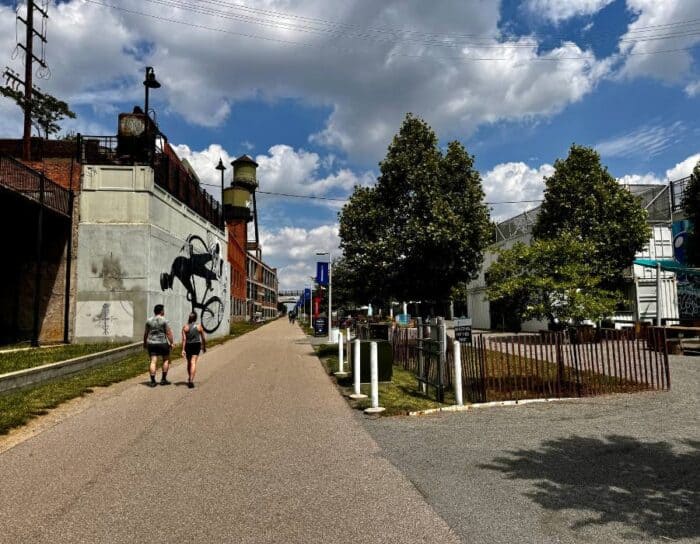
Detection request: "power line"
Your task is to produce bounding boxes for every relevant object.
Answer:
[197,183,544,205]
[85,0,700,62]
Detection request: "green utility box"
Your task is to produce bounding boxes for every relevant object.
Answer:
[354,340,393,383]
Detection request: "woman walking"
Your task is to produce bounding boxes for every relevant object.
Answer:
[182,312,206,388]
[143,304,174,387]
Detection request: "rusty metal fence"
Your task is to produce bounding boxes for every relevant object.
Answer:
[392,326,670,404]
[0,153,71,216]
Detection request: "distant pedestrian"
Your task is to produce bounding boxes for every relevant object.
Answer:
[143,304,174,387]
[181,311,206,389]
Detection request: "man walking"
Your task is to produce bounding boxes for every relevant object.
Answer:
[143,304,175,387]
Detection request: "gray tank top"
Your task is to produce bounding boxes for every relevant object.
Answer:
[185,323,201,344]
[146,316,169,344]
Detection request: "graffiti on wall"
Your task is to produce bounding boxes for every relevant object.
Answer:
[671,220,700,319]
[160,233,227,332]
[75,301,134,337]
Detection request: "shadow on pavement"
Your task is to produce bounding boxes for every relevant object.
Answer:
[480,435,699,541]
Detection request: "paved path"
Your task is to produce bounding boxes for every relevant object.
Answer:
[362,354,700,544]
[0,320,458,544]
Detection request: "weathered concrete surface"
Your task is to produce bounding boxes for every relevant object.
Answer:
[0,319,458,544]
[76,165,230,343]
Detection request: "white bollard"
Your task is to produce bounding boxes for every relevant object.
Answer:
[350,339,367,399]
[335,329,348,377]
[364,341,385,413]
[453,340,464,407]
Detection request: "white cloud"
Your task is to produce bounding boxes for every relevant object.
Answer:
[618,0,700,81]
[595,122,685,159]
[616,173,664,185]
[665,153,700,180]
[526,0,615,23]
[684,80,700,97]
[259,224,340,289]
[482,162,553,221]
[0,0,616,163]
[173,142,374,206]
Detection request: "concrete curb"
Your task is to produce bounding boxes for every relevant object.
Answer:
[0,343,143,393]
[408,397,580,416]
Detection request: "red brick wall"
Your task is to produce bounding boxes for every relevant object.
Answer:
[227,220,248,302]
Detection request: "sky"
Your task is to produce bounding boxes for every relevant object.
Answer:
[1,0,700,290]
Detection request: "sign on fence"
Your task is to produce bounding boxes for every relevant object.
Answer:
[454,318,472,344]
[396,314,410,326]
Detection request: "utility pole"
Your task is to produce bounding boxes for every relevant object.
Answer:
[15,0,49,160]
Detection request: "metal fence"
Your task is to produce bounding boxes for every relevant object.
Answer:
[0,153,71,216]
[392,325,670,404]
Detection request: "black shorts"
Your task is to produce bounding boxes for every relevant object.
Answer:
[148,343,171,357]
[185,342,202,357]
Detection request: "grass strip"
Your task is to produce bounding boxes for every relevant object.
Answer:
[0,319,273,436]
[0,343,128,375]
[314,343,455,416]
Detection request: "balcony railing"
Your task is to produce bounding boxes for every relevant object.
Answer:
[78,135,222,228]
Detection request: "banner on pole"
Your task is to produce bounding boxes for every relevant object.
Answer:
[313,296,321,317]
[316,262,329,286]
[303,288,311,301]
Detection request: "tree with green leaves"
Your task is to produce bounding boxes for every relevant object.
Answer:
[0,86,75,139]
[682,161,700,266]
[339,113,491,307]
[486,235,620,326]
[532,144,650,284]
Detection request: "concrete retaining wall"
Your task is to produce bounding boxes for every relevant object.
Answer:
[0,342,142,393]
[74,165,230,343]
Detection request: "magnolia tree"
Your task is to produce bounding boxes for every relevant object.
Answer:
[486,235,620,326]
[487,145,649,327]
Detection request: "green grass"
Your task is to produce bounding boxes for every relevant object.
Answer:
[0,319,274,436]
[314,343,455,416]
[0,343,128,375]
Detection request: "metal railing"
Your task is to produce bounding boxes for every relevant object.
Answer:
[78,135,222,228]
[0,153,71,217]
[392,325,671,404]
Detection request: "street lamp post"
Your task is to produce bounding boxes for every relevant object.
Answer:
[142,66,161,163]
[215,158,226,230]
[316,251,332,342]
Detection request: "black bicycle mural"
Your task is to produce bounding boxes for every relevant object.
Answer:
[160,233,226,333]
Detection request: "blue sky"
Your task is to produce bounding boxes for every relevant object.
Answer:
[1,0,700,288]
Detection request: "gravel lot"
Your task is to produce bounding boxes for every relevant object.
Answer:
[361,354,699,544]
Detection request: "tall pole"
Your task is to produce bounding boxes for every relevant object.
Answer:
[22,0,34,161]
[328,257,333,342]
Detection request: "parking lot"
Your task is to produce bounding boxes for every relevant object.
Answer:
[361,354,699,544]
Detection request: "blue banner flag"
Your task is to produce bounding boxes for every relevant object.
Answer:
[303,288,311,301]
[316,262,329,286]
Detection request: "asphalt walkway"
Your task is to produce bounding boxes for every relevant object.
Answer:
[0,319,458,544]
[362,353,700,543]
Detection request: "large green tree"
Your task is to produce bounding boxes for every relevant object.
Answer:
[682,161,700,266]
[339,114,491,306]
[486,235,620,325]
[532,145,650,284]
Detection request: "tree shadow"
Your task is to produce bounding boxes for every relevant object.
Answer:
[480,435,699,541]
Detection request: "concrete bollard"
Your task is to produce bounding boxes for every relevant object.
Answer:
[364,341,385,414]
[335,329,348,377]
[350,339,367,399]
[453,340,463,407]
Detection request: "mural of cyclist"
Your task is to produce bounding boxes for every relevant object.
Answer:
[160,234,226,333]
[162,239,220,295]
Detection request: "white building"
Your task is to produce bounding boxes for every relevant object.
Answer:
[466,184,679,331]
